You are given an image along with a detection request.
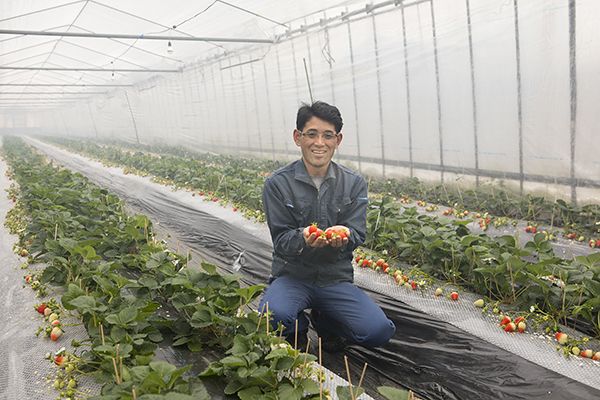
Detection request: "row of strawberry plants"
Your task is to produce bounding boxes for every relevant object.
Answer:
[50,136,600,242]
[41,137,600,338]
[364,196,600,338]
[4,137,378,400]
[4,137,221,398]
[369,177,600,241]
[43,137,273,222]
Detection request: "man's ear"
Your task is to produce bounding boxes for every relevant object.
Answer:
[336,131,343,147]
[293,129,302,146]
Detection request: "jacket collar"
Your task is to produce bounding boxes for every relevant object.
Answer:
[294,159,337,187]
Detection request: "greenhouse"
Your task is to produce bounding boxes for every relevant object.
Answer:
[0,1,599,399]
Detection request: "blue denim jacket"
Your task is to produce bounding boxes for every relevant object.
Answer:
[262,159,368,286]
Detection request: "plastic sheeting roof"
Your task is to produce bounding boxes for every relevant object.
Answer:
[0,0,358,91]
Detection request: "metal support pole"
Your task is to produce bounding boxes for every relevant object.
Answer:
[274,45,291,156]
[371,14,386,177]
[124,91,140,143]
[401,3,414,177]
[290,38,302,103]
[87,102,99,138]
[262,61,276,160]
[513,0,524,195]
[465,0,480,186]
[229,57,243,149]
[212,61,225,149]
[249,59,264,156]
[568,0,577,204]
[430,2,444,183]
[347,16,362,173]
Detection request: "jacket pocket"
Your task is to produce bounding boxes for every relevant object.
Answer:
[284,198,312,226]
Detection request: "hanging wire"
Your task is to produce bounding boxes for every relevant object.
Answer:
[23,0,91,94]
[0,0,85,23]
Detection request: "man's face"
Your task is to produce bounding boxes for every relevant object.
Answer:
[293,116,343,175]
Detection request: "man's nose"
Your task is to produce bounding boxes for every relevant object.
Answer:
[314,135,327,145]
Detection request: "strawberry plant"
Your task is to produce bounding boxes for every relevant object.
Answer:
[201,329,322,399]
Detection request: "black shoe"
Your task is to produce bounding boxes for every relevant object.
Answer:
[321,335,347,353]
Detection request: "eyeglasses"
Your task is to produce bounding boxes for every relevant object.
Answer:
[299,129,339,141]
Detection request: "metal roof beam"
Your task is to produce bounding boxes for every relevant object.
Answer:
[0,29,274,44]
[0,83,132,87]
[0,91,106,95]
[0,66,178,73]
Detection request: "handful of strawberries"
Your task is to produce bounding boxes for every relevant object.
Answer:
[304,223,350,248]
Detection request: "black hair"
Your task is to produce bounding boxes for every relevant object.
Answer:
[296,101,343,133]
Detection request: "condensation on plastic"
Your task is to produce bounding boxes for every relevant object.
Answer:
[3,1,600,203]
[0,157,102,400]
[28,138,600,400]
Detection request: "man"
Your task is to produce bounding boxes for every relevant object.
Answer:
[260,101,395,351]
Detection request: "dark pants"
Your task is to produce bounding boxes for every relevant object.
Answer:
[259,276,396,348]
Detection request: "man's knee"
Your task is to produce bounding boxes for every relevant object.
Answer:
[352,318,395,348]
[260,296,297,332]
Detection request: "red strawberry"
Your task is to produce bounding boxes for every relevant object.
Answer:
[500,316,511,326]
[411,281,418,290]
[25,275,32,284]
[324,227,348,240]
[596,239,600,248]
[308,223,318,235]
[36,303,47,314]
[355,256,362,263]
[592,352,600,361]
[504,322,516,332]
[361,259,370,268]
[514,316,525,325]
[51,320,61,327]
[376,259,385,267]
[450,291,459,301]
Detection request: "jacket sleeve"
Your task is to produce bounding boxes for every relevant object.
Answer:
[338,176,368,252]
[262,177,306,257]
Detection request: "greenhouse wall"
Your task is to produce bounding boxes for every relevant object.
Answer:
[7,0,600,204]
